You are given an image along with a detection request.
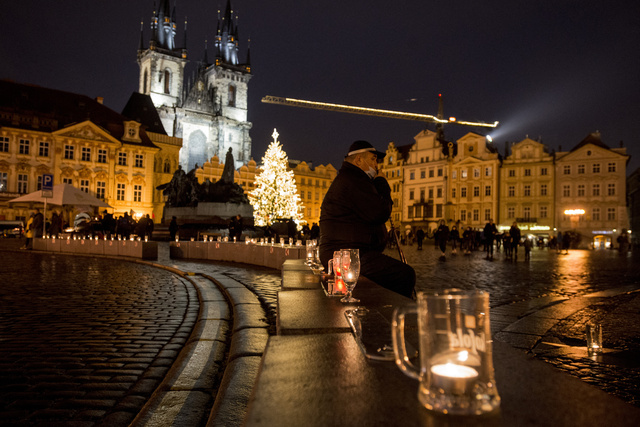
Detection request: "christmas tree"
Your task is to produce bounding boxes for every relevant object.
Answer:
[248,129,305,227]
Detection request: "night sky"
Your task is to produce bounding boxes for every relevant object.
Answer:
[3,1,639,173]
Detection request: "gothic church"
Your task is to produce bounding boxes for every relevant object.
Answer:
[136,0,252,172]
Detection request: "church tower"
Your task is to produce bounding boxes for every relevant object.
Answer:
[137,0,187,136]
[136,0,252,172]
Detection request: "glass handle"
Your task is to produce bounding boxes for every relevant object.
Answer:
[392,305,420,380]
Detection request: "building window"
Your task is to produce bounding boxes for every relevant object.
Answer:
[452,170,457,179]
[63,177,73,185]
[461,187,467,198]
[228,84,236,107]
[473,209,479,221]
[607,208,616,221]
[437,187,443,198]
[80,180,89,193]
[578,164,585,174]
[117,183,125,201]
[540,206,548,218]
[452,188,456,198]
[436,204,443,218]
[540,184,548,196]
[307,191,312,200]
[592,208,600,221]
[118,152,127,166]
[473,168,480,178]
[485,185,491,196]
[18,174,28,193]
[409,190,414,200]
[0,136,9,152]
[428,168,434,178]
[409,171,415,180]
[64,145,74,160]
[0,172,7,192]
[577,184,585,197]
[473,186,480,197]
[315,192,319,201]
[607,183,616,196]
[19,139,30,155]
[524,185,531,197]
[96,181,106,199]
[593,163,600,173]
[524,168,531,177]
[423,188,428,201]
[484,209,491,221]
[408,206,414,219]
[592,184,600,196]
[460,210,467,222]
[38,141,49,157]
[540,167,548,176]
[508,186,515,197]
[563,185,570,197]
[164,160,171,173]
[420,170,426,179]
[134,185,142,202]
[164,69,171,94]
[135,154,144,168]
[507,207,515,219]
[437,168,443,177]
[415,205,422,218]
[461,169,468,179]
[37,175,42,190]
[563,165,571,175]
[608,162,616,172]
[81,147,91,162]
[523,207,531,220]
[485,166,492,177]
[508,169,515,177]
[98,149,107,163]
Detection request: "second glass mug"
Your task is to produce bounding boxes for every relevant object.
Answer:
[327,250,345,295]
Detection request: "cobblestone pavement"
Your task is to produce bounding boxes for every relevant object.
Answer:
[0,245,198,426]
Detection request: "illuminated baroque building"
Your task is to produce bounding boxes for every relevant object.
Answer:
[555,132,629,248]
[401,130,450,231]
[0,80,175,222]
[500,137,555,236]
[381,142,411,225]
[137,0,252,172]
[448,132,500,229]
[289,161,337,227]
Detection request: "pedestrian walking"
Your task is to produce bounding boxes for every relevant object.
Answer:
[462,226,474,255]
[509,221,521,261]
[483,219,498,260]
[524,237,533,261]
[450,225,460,254]
[435,220,449,259]
[416,228,425,250]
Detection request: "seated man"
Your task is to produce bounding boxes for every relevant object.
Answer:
[319,140,416,299]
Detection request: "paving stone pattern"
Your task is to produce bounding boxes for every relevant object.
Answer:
[0,250,197,426]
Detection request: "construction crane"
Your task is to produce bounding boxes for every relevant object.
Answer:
[261,95,499,129]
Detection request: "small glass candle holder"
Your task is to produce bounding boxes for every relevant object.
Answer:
[586,323,603,356]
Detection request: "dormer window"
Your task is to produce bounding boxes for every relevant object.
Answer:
[123,121,141,142]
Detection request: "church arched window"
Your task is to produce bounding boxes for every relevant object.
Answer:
[164,70,171,94]
[143,70,148,94]
[164,159,171,173]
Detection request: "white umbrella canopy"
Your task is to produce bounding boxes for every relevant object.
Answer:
[8,183,111,208]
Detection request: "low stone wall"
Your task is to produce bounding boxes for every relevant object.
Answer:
[169,241,305,270]
[32,237,158,259]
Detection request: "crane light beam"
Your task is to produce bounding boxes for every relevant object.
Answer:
[261,95,499,128]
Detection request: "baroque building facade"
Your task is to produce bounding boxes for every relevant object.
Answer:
[137,0,252,173]
[499,137,555,235]
[0,80,172,223]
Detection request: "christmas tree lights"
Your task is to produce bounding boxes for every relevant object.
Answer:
[248,129,305,227]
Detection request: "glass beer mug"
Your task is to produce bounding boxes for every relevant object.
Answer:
[392,289,500,415]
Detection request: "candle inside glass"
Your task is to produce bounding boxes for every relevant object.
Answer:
[431,363,478,395]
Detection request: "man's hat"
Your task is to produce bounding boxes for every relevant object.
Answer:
[346,140,385,161]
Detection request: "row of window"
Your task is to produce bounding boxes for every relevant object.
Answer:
[505,206,617,221]
[299,177,328,188]
[0,138,145,167]
[301,191,322,201]
[452,167,493,180]
[407,204,444,219]
[408,167,445,180]
[507,167,549,177]
[562,163,617,174]
[0,172,143,202]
